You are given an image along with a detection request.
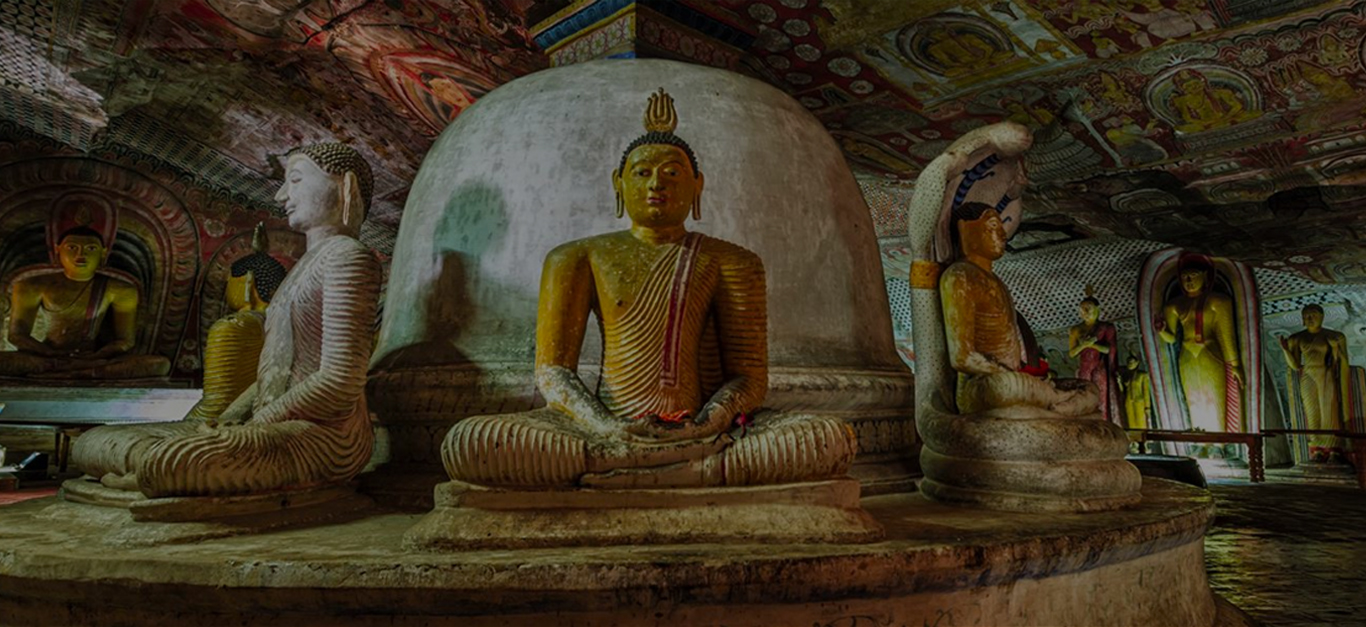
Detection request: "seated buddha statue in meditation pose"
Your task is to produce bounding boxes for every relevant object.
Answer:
[441,89,857,489]
[940,202,1097,416]
[71,143,380,499]
[1157,252,1243,433]
[71,224,287,488]
[188,223,287,421]
[1,215,170,379]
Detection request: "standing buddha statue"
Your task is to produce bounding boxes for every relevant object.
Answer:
[439,89,858,490]
[1157,252,1243,433]
[1068,289,1120,425]
[1279,304,1350,462]
[1118,353,1153,431]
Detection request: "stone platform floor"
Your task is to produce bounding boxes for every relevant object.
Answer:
[0,479,1357,626]
[1205,480,1366,627]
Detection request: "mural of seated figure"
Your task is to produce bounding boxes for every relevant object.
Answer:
[71,223,287,491]
[407,90,879,549]
[62,143,381,519]
[0,194,170,380]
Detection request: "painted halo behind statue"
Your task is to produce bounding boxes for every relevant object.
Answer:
[1137,247,1263,435]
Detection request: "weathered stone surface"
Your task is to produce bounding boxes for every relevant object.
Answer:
[45,481,375,546]
[0,479,1237,625]
[405,479,883,550]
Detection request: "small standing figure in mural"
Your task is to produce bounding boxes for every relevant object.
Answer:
[1118,352,1153,431]
[0,194,170,379]
[1069,288,1120,425]
[1157,253,1243,434]
[1278,304,1351,463]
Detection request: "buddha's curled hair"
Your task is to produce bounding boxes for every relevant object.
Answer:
[289,143,374,213]
[229,223,287,303]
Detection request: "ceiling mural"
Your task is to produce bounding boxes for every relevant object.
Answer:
[0,0,545,230]
[5,0,1366,282]
[711,0,1366,281]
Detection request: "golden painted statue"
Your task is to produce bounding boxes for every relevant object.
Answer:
[1279,304,1350,462]
[1,196,171,380]
[440,89,857,489]
[71,143,380,499]
[940,203,1097,416]
[188,224,286,421]
[1157,253,1243,433]
[1118,354,1152,430]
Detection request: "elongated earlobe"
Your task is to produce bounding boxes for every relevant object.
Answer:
[342,174,354,227]
[611,169,625,219]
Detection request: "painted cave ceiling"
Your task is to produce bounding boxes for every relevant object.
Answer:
[3,0,1366,281]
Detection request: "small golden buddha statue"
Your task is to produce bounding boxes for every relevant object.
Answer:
[1,208,170,379]
[1157,253,1243,433]
[70,143,381,500]
[1279,304,1350,462]
[187,224,286,422]
[940,202,1097,416]
[71,225,286,486]
[1118,354,1152,431]
[440,89,857,489]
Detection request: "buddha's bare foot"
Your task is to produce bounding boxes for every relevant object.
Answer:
[586,436,730,473]
[100,472,139,491]
[581,456,722,488]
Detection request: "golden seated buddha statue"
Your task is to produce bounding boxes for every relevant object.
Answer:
[410,90,878,548]
[440,89,857,489]
[1,204,170,380]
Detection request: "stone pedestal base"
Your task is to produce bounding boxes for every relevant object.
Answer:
[50,479,374,545]
[0,479,1250,626]
[405,479,884,550]
[919,408,1143,512]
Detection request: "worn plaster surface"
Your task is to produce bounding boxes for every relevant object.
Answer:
[0,478,1220,626]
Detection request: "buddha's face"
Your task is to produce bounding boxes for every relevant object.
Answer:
[225,272,257,312]
[1127,356,1139,370]
[958,211,1007,260]
[57,234,105,281]
[1179,268,1207,295]
[276,154,340,231]
[1079,301,1099,324]
[615,144,701,228]
[1303,308,1324,332]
